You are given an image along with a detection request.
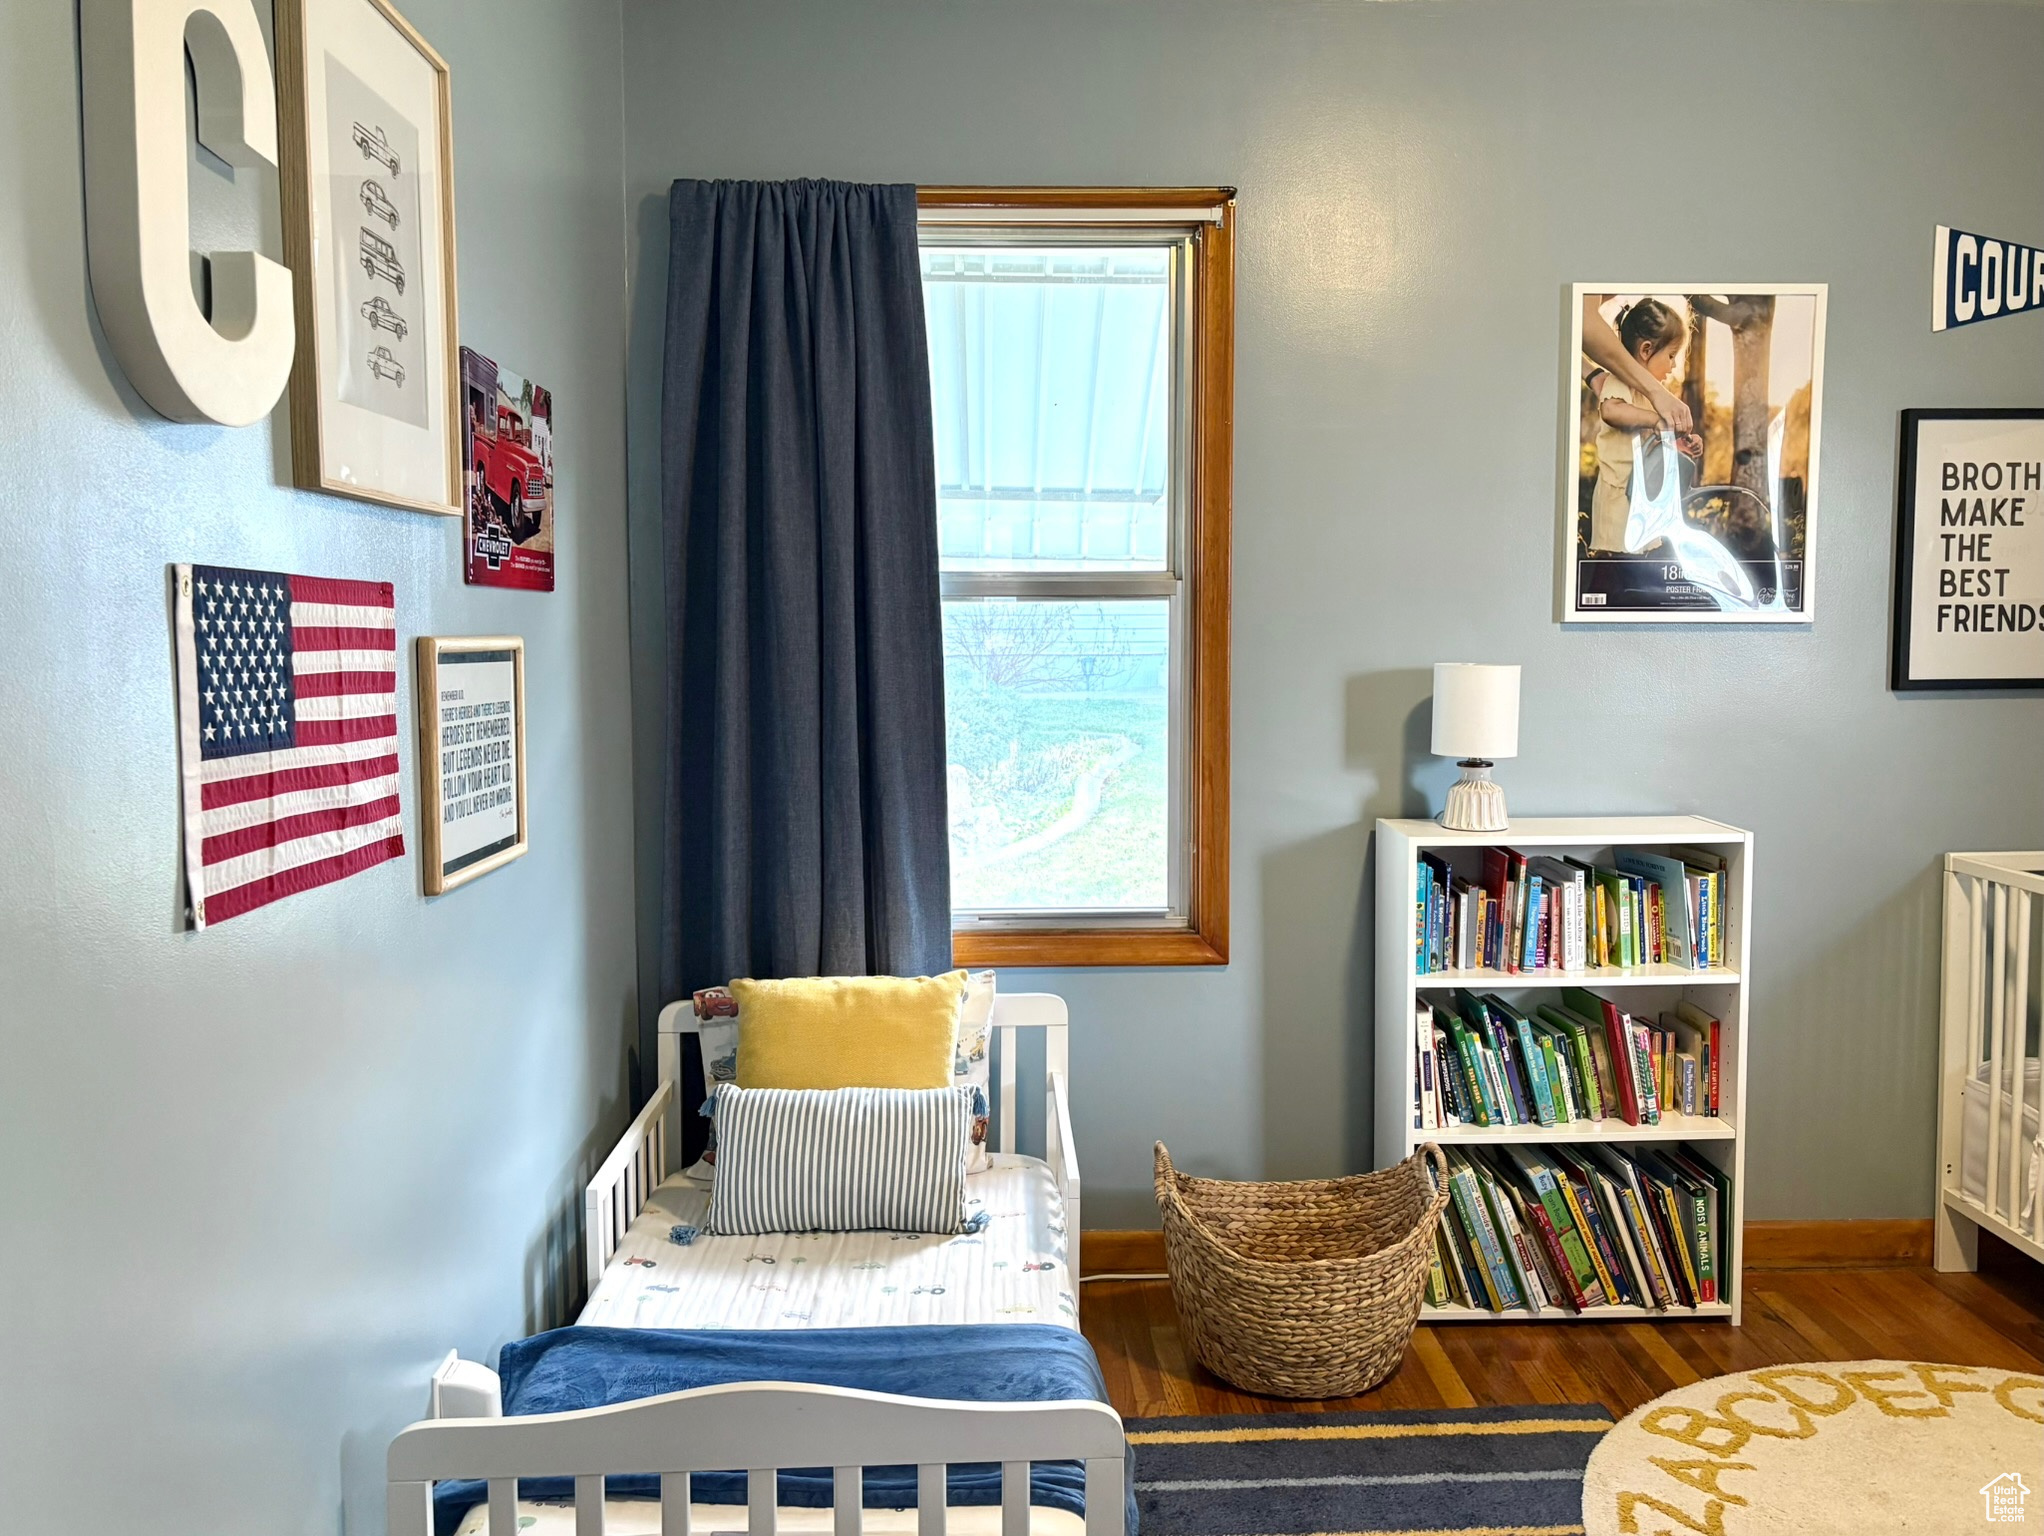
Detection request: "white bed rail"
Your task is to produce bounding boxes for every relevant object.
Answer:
[584,1080,674,1293]
[388,1379,1128,1536]
[1937,852,2044,1271]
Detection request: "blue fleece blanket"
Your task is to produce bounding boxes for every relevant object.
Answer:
[432,1324,1133,1536]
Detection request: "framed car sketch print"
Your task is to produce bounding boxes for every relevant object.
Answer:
[1892,408,2044,690]
[276,0,461,514]
[416,636,527,894]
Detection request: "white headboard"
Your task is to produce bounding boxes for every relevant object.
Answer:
[578,990,1078,1288]
[654,989,1071,1158]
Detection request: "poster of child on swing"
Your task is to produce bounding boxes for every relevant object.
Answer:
[1564,284,1827,622]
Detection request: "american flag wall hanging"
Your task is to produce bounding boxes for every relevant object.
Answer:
[173,564,406,928]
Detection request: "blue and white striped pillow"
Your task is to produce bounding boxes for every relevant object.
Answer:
[705,1084,973,1235]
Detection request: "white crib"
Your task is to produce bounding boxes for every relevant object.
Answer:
[1936,852,2044,1272]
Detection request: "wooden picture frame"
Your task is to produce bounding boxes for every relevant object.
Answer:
[276,0,461,515]
[1892,408,2044,690]
[416,636,527,894]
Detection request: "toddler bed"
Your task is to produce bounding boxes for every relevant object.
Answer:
[390,990,1122,1536]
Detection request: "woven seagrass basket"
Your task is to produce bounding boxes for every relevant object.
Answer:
[1154,1141,1449,1399]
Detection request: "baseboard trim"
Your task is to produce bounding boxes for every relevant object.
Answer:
[1082,1219,1935,1278]
[1742,1218,1933,1269]
[1081,1229,1166,1276]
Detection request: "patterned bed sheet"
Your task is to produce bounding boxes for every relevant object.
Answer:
[577,1153,1076,1331]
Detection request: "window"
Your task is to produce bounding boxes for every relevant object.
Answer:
[918,189,1234,966]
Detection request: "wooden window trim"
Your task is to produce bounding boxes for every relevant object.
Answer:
[920,187,1234,969]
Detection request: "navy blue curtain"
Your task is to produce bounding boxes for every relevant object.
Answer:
[658,179,952,1050]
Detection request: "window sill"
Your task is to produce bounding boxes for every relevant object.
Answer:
[952,925,1227,968]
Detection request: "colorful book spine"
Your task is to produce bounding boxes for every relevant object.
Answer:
[1448,1021,1492,1127]
[1630,1021,1661,1124]
[1616,1179,1673,1306]
[1512,1152,1603,1305]
[1557,1163,1626,1306]
[1508,1009,1558,1125]
[1518,1197,1586,1310]
[1538,1032,1574,1120]
[1448,1161,1520,1310]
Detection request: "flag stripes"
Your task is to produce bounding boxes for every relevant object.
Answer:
[199,751,401,809]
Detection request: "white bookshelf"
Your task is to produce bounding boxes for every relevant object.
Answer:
[1375,815,1751,1324]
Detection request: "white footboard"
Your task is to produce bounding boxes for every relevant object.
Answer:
[389,1380,1128,1536]
[585,1081,673,1293]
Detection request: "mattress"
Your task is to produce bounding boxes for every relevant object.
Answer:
[578,1153,1077,1331]
[1960,1058,2041,1219]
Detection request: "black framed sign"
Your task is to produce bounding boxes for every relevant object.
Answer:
[416,635,528,892]
[1893,409,2044,690]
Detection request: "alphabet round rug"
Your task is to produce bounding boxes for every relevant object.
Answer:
[1582,1360,2044,1534]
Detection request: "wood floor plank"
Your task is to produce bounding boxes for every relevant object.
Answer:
[1748,1280,1875,1361]
[1919,1268,2044,1361]
[1408,1326,1477,1408]
[1079,1256,2044,1419]
[1624,1322,1704,1388]
[1569,1328,1664,1417]
[1852,1269,2044,1370]
[1146,1325,1205,1416]
[1512,1344,1593,1407]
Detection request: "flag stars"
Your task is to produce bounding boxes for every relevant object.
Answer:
[191,569,300,761]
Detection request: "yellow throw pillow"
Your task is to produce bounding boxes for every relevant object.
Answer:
[730,971,968,1090]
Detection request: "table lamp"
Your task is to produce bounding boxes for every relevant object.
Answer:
[1432,663,1519,832]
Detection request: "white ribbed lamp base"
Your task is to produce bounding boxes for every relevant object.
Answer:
[1439,760,1509,832]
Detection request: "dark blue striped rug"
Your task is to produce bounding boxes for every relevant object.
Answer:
[1125,1405,1613,1536]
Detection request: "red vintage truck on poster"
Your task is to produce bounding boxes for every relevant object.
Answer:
[460,346,556,591]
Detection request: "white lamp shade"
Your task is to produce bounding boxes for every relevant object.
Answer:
[1431,663,1520,760]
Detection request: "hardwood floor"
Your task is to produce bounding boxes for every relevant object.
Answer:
[1078,1232,2044,1420]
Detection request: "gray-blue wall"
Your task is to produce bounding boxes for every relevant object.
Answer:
[0,3,633,1533]
[621,0,2044,1227]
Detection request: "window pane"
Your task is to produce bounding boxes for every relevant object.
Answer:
[922,246,1172,573]
[944,599,1170,912]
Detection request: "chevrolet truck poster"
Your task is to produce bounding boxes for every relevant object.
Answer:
[460,346,556,591]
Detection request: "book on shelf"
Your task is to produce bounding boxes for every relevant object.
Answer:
[1444,1152,1520,1310]
[1417,844,1728,976]
[1430,1141,1732,1315]
[1414,988,1722,1131]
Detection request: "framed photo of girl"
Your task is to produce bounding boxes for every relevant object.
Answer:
[1562,284,1828,623]
[275,0,461,516]
[415,636,527,895]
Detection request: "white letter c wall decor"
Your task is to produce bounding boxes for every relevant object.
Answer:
[81,0,296,426]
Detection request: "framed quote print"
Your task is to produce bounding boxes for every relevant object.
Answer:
[1892,409,2044,690]
[276,0,461,515]
[416,636,527,894]
[1564,284,1827,623]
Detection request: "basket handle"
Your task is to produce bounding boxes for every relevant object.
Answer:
[1153,1141,1177,1210]
[1419,1142,1451,1216]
